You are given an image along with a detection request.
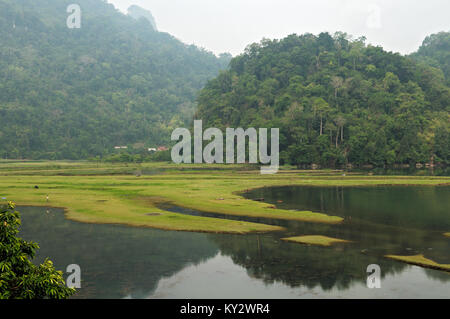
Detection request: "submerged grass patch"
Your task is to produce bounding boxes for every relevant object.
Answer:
[385,254,450,272]
[281,235,352,247]
[0,161,449,234]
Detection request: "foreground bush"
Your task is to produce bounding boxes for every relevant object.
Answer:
[0,202,75,299]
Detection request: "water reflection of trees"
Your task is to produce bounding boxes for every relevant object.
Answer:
[19,207,219,299]
[240,185,450,284]
[244,185,450,230]
[423,269,450,283]
[19,206,449,299]
[209,233,409,291]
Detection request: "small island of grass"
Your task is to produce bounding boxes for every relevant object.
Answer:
[385,254,450,272]
[281,235,352,247]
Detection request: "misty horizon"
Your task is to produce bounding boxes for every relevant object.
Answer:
[108,0,450,56]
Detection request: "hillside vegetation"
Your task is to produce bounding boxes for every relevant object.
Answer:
[412,31,450,83]
[0,0,230,159]
[196,32,450,167]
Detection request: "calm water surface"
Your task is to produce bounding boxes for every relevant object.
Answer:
[18,185,450,299]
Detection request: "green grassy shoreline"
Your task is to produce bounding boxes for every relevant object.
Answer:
[0,161,449,234]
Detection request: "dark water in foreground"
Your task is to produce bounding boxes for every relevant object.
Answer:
[18,186,450,299]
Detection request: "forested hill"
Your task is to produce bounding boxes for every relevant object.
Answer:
[196,32,450,167]
[411,31,450,84]
[127,5,157,31]
[0,0,230,159]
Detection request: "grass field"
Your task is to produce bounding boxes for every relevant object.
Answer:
[0,161,449,234]
[281,235,352,246]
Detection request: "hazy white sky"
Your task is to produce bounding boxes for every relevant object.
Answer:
[107,0,450,56]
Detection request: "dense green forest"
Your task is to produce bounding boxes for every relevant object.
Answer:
[0,0,448,166]
[412,32,450,84]
[196,32,450,167]
[0,0,230,159]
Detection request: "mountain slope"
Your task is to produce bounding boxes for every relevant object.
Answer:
[127,5,157,31]
[196,32,449,167]
[0,0,230,159]
[411,31,450,84]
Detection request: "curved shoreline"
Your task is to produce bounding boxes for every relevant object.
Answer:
[2,167,449,234]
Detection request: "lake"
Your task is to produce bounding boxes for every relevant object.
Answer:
[18,185,450,298]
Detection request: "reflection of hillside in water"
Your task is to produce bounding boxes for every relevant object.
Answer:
[17,203,449,299]
[423,269,450,283]
[241,186,450,262]
[243,185,450,230]
[159,187,450,292]
[208,233,406,291]
[18,206,219,299]
[208,232,450,292]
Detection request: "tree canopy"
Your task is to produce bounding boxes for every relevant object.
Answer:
[0,201,75,299]
[412,31,450,84]
[196,32,450,167]
[0,0,230,160]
